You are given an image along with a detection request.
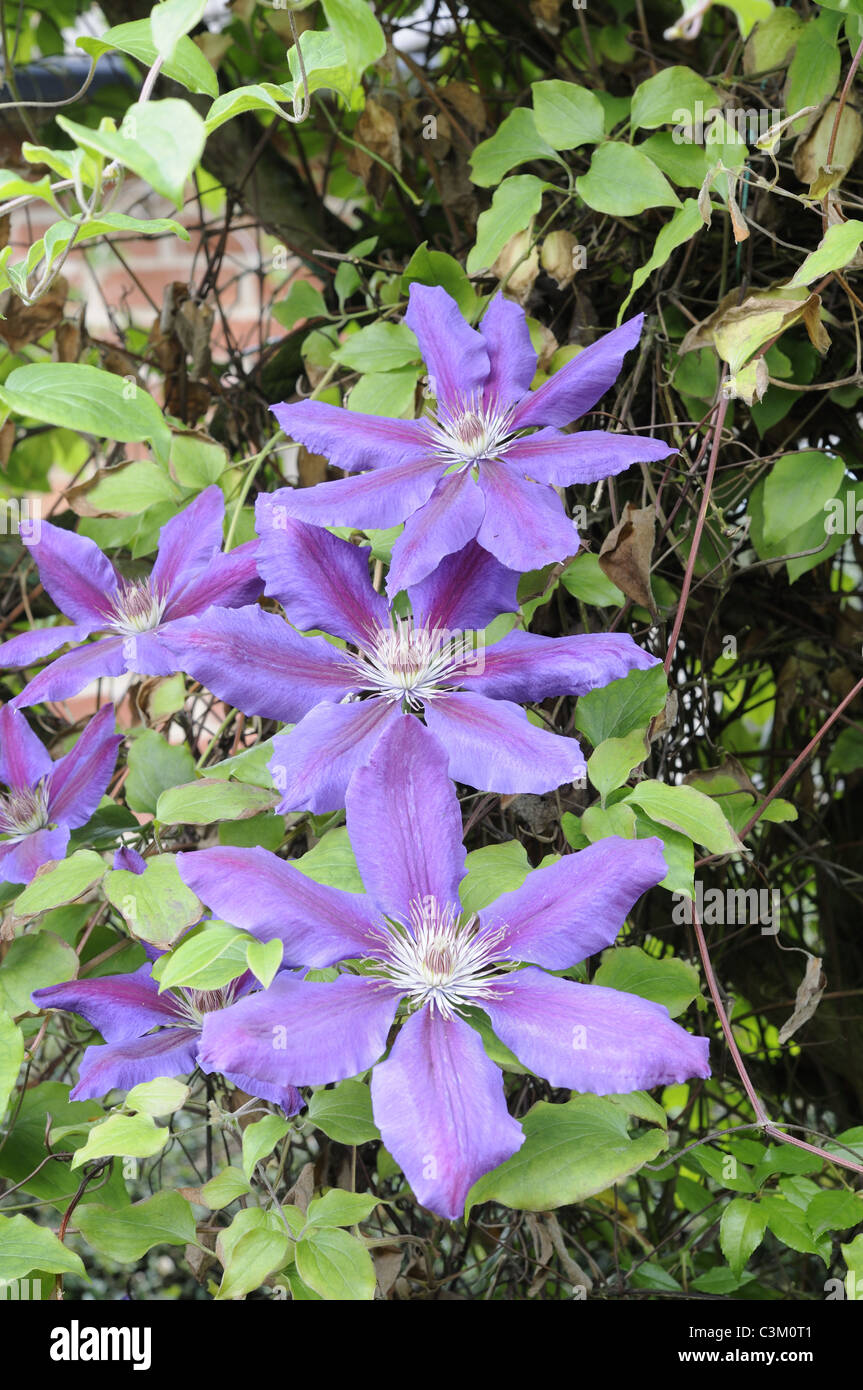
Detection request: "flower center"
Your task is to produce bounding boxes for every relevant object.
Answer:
[0,780,50,840]
[352,616,467,709]
[426,391,518,468]
[173,981,243,1029]
[366,896,509,1020]
[103,579,168,637]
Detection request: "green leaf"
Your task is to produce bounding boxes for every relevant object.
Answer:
[295,1226,376,1300]
[531,80,605,150]
[126,731,196,815]
[241,1115,290,1180]
[245,937,283,990]
[841,1232,863,1299]
[206,737,277,788]
[307,1079,380,1145]
[593,945,701,1017]
[0,1214,86,1281]
[402,243,478,317]
[580,802,638,842]
[104,854,202,949]
[320,0,385,101]
[807,1189,863,1237]
[625,780,743,856]
[0,1012,24,1119]
[575,664,668,746]
[154,922,251,993]
[466,175,547,275]
[632,812,694,898]
[587,728,649,802]
[577,143,680,216]
[761,451,845,546]
[78,22,216,96]
[620,198,702,319]
[467,1095,667,1215]
[305,1190,380,1227]
[77,22,218,96]
[71,1112,170,1169]
[76,1192,196,1262]
[761,1194,825,1258]
[285,30,353,107]
[216,1221,290,1300]
[790,221,863,286]
[459,840,531,915]
[348,366,420,417]
[272,280,328,330]
[0,364,171,465]
[828,726,863,775]
[333,321,420,372]
[151,0,207,62]
[170,433,229,489]
[200,1167,252,1209]
[0,932,78,1014]
[785,12,842,134]
[631,66,719,130]
[125,1077,190,1116]
[156,777,276,825]
[560,552,624,606]
[13,850,106,918]
[470,108,559,187]
[296,827,363,893]
[57,100,206,209]
[720,1197,766,1276]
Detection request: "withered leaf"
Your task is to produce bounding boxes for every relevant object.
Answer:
[598,502,657,614]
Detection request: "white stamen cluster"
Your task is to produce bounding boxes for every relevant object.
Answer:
[352,616,465,709]
[173,981,243,1029]
[426,390,518,468]
[0,781,50,840]
[368,897,509,1020]
[102,579,168,637]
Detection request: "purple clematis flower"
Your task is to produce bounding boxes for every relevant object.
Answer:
[269,286,676,594]
[32,962,303,1116]
[0,486,263,708]
[0,702,120,886]
[178,718,710,1220]
[162,519,658,811]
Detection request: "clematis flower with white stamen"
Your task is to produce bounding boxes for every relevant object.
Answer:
[0,703,120,886]
[268,283,676,595]
[179,718,710,1221]
[0,486,263,708]
[162,518,660,812]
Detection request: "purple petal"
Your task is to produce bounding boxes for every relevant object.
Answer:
[161,606,354,723]
[269,698,397,815]
[0,622,95,670]
[476,462,578,572]
[254,506,387,645]
[118,630,183,678]
[407,540,519,634]
[32,964,181,1043]
[271,399,431,473]
[113,846,147,873]
[151,485,225,595]
[460,630,658,702]
[13,636,127,709]
[404,283,490,409]
[176,846,380,965]
[485,968,711,1092]
[480,836,667,969]
[218,1066,303,1117]
[198,972,400,1086]
[479,294,537,406]
[163,541,263,622]
[21,520,119,624]
[46,704,121,829]
[386,469,485,597]
[70,1027,201,1101]
[508,427,676,486]
[0,704,53,787]
[512,314,645,429]
[345,714,466,921]
[258,458,444,533]
[0,825,69,886]
[423,692,586,794]
[371,1007,524,1220]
